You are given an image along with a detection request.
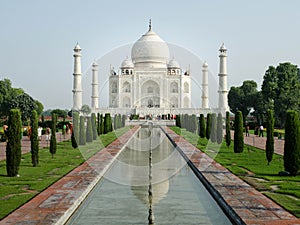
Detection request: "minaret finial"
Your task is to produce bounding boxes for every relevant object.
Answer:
[149,19,152,31]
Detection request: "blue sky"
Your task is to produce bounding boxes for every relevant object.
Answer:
[0,0,299,109]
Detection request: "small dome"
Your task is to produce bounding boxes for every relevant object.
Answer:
[131,28,169,68]
[219,43,227,51]
[121,58,134,68]
[202,61,208,67]
[74,43,81,51]
[167,58,180,68]
[92,61,98,67]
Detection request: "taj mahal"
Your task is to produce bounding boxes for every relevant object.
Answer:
[72,21,229,117]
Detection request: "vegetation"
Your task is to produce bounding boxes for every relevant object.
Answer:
[225,111,231,148]
[216,113,223,144]
[30,110,39,166]
[206,113,211,140]
[266,110,274,165]
[79,116,86,145]
[86,116,93,143]
[6,109,22,177]
[170,126,300,217]
[72,111,79,147]
[0,127,130,219]
[228,80,258,123]
[284,110,300,175]
[0,79,43,121]
[261,62,300,127]
[104,113,112,134]
[210,113,217,143]
[91,113,97,140]
[49,113,57,158]
[80,104,91,116]
[199,114,206,138]
[234,111,244,153]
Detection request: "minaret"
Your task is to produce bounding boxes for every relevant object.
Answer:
[72,43,83,111]
[218,43,229,115]
[91,61,99,110]
[201,61,209,109]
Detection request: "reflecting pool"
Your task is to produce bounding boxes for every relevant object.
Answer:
[66,127,232,225]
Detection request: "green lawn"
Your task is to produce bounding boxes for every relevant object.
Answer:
[0,126,130,220]
[170,126,300,217]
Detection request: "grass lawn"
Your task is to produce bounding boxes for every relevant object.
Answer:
[170,126,300,218]
[0,126,130,220]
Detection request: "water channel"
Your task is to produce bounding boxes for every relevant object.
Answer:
[66,126,232,225]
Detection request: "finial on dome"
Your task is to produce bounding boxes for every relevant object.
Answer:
[149,19,152,31]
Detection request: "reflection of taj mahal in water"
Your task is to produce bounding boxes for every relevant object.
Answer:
[72,21,229,116]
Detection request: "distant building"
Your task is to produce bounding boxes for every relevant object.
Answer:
[72,21,229,117]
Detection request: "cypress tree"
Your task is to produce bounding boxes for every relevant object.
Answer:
[86,116,93,142]
[284,110,300,175]
[175,114,181,127]
[71,129,78,149]
[266,110,274,165]
[104,113,112,134]
[122,114,127,127]
[91,113,97,140]
[206,113,212,140]
[191,114,197,133]
[30,110,39,166]
[225,111,231,148]
[100,114,104,134]
[97,113,101,135]
[217,113,223,144]
[234,111,244,153]
[73,112,79,144]
[210,113,217,143]
[199,114,206,138]
[49,113,57,158]
[114,114,117,130]
[6,109,22,177]
[79,116,86,145]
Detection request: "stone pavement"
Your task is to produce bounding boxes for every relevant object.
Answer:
[0,133,71,161]
[1,126,299,225]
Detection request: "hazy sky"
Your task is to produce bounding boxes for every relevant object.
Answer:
[1,0,299,110]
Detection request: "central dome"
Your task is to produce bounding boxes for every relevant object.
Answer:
[131,28,170,68]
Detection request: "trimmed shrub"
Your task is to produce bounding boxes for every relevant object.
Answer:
[30,110,39,166]
[71,130,78,149]
[6,109,22,177]
[100,114,104,134]
[210,113,217,143]
[104,113,112,134]
[122,114,127,127]
[175,114,181,127]
[199,114,206,138]
[217,113,223,144]
[86,116,93,142]
[234,111,244,153]
[73,112,79,144]
[49,113,57,158]
[284,110,300,175]
[206,113,212,140]
[79,116,86,145]
[266,110,274,165]
[225,111,231,148]
[97,113,101,135]
[91,113,97,140]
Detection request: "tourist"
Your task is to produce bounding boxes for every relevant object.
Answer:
[259,125,264,137]
[38,126,43,141]
[245,124,250,137]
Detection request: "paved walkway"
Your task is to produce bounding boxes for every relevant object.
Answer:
[1,127,299,225]
[0,133,71,161]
